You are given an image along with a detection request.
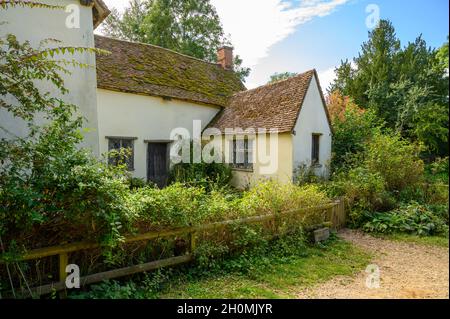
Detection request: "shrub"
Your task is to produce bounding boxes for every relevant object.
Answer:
[168,162,232,191]
[127,177,151,190]
[364,133,424,192]
[328,93,382,172]
[240,181,331,215]
[426,157,449,184]
[127,183,210,229]
[293,164,324,185]
[363,202,449,236]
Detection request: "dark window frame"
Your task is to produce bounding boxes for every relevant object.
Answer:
[107,137,136,171]
[231,137,254,171]
[311,133,321,166]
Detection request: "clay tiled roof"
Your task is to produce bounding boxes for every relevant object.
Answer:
[209,69,331,133]
[95,36,246,107]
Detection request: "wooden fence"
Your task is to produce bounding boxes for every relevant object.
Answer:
[0,199,346,298]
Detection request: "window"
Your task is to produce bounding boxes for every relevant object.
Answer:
[311,134,321,165]
[230,137,254,170]
[107,137,135,171]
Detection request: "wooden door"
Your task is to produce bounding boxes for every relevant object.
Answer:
[147,143,169,188]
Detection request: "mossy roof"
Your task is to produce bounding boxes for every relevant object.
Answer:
[208,69,332,133]
[95,35,246,107]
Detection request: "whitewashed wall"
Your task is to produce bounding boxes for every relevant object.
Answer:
[97,89,221,179]
[292,74,332,178]
[0,0,100,155]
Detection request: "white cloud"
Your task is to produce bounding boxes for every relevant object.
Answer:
[101,0,348,88]
[211,0,349,67]
[318,66,336,93]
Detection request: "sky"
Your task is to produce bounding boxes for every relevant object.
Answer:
[99,0,449,90]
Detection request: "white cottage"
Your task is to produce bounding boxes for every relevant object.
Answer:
[0,0,332,189]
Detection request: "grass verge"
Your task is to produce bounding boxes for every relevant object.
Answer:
[69,235,372,299]
[159,237,371,299]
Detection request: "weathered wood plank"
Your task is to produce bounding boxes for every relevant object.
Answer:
[29,254,192,297]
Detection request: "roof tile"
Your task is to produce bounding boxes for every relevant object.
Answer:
[95,35,245,107]
[209,70,327,133]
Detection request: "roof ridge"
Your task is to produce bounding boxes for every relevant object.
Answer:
[94,35,224,68]
[233,69,315,96]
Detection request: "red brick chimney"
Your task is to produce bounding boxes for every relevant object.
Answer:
[217,46,234,70]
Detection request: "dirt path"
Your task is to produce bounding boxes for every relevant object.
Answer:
[297,229,449,299]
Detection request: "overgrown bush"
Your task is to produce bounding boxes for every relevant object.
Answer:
[325,132,428,227]
[0,33,137,259]
[124,180,331,231]
[293,164,324,185]
[168,162,232,191]
[326,167,395,226]
[364,133,424,192]
[327,92,382,172]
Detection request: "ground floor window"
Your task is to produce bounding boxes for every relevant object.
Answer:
[230,137,254,170]
[311,133,321,165]
[107,137,136,171]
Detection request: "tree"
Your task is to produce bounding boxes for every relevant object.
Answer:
[102,0,149,43]
[102,0,251,82]
[268,72,298,84]
[329,19,449,156]
[326,91,382,171]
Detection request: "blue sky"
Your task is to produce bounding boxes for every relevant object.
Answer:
[101,0,449,90]
[253,0,449,90]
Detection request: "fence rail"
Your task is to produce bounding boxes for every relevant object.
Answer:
[1,199,346,298]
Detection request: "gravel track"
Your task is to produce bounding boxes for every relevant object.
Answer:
[297,229,449,299]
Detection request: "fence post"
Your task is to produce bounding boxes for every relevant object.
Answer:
[190,232,197,254]
[59,253,68,283]
[58,253,68,298]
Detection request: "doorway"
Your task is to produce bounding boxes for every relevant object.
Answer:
[147,142,169,188]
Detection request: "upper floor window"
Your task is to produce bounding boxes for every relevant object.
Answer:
[230,137,254,170]
[107,137,136,171]
[311,133,321,165]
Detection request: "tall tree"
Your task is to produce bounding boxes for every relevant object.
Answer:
[268,72,298,84]
[102,0,250,82]
[329,20,449,156]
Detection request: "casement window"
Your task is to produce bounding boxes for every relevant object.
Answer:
[311,134,321,165]
[230,137,254,170]
[107,137,136,171]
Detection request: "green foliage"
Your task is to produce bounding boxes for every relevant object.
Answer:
[70,269,171,299]
[127,177,152,189]
[241,181,331,216]
[330,20,448,157]
[268,72,298,84]
[71,235,372,299]
[426,157,449,184]
[412,102,449,154]
[326,133,425,226]
[102,0,250,81]
[364,133,424,192]
[363,202,449,236]
[0,34,130,256]
[168,162,232,191]
[193,241,230,271]
[331,107,382,171]
[125,180,331,231]
[293,164,324,185]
